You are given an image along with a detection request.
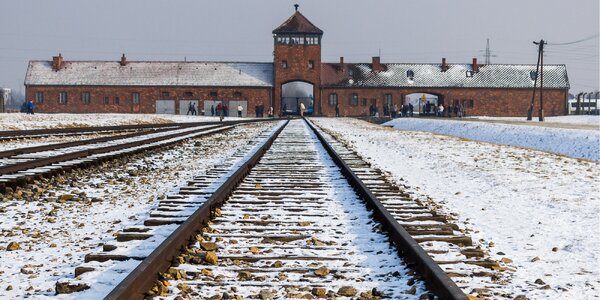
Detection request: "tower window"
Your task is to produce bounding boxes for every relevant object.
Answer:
[308,60,314,69]
[282,60,288,69]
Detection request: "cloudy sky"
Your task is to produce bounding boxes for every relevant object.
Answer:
[1,0,598,96]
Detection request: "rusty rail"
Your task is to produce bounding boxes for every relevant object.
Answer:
[304,118,467,300]
[104,120,289,300]
[0,117,292,140]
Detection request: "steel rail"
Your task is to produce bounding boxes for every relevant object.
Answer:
[0,117,293,140]
[0,126,183,159]
[304,118,467,300]
[0,125,227,176]
[104,120,289,300]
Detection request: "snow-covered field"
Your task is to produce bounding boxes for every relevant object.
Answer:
[313,117,600,299]
[0,122,274,299]
[384,117,600,161]
[0,113,249,131]
[470,115,600,126]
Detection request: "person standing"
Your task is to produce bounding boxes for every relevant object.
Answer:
[438,104,444,117]
[237,104,243,117]
[216,103,222,117]
[458,102,464,118]
[335,103,340,117]
[408,103,414,117]
[186,101,194,115]
[392,104,398,118]
[210,104,215,116]
[268,106,274,118]
[300,102,306,117]
[27,100,34,115]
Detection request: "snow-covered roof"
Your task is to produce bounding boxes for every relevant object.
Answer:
[25,61,274,87]
[322,63,569,89]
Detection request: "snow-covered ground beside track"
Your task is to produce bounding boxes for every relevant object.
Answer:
[471,115,600,126]
[312,117,600,299]
[0,113,252,131]
[384,117,600,161]
[0,122,275,299]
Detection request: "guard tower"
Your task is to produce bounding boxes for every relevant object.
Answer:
[273,5,323,115]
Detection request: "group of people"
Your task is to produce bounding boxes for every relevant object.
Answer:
[391,103,414,118]
[254,104,274,117]
[424,101,465,118]
[186,102,198,115]
[210,103,229,118]
[19,100,35,114]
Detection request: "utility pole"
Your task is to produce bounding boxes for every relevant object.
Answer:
[485,38,491,65]
[527,42,542,120]
[533,39,547,121]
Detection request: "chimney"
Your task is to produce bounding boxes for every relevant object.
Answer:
[441,58,448,72]
[120,54,128,66]
[372,56,381,72]
[52,53,64,71]
[472,58,479,73]
[339,56,344,71]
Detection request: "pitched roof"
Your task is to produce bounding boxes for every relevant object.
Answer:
[321,63,569,89]
[272,11,323,35]
[25,61,274,87]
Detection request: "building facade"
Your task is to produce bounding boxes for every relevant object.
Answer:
[25,9,570,117]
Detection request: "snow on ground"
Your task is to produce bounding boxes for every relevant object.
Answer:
[0,122,275,299]
[313,117,600,299]
[0,113,251,131]
[471,115,600,126]
[384,117,600,161]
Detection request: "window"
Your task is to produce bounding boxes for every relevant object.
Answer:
[209,91,218,98]
[466,70,473,78]
[465,99,474,108]
[81,92,91,105]
[183,91,193,97]
[103,96,109,105]
[282,60,288,69]
[132,93,140,104]
[161,91,170,98]
[233,91,242,98]
[35,92,44,104]
[349,94,358,106]
[384,94,392,107]
[406,70,415,79]
[328,93,338,106]
[308,60,314,69]
[114,97,120,105]
[362,98,368,106]
[59,92,68,104]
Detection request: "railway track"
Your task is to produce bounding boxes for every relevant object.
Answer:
[55,118,464,300]
[0,119,273,141]
[309,120,511,298]
[0,124,234,193]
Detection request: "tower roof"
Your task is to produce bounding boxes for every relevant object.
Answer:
[272,11,323,35]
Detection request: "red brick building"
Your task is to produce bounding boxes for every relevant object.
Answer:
[25,8,569,117]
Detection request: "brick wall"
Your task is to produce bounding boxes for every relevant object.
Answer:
[320,87,567,117]
[273,43,321,115]
[26,85,273,115]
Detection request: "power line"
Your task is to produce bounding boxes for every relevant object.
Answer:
[547,33,599,46]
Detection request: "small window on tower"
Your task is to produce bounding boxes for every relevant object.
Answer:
[308,60,314,69]
[282,60,288,69]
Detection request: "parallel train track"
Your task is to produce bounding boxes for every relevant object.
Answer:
[49,119,466,299]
